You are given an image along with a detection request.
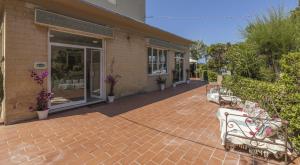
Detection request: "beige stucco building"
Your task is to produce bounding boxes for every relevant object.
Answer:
[0,0,192,124]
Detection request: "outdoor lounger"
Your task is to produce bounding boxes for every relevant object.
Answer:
[207,87,241,106]
[217,107,290,163]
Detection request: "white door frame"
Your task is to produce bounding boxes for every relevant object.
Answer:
[48,42,105,110]
[175,54,185,83]
[90,49,102,99]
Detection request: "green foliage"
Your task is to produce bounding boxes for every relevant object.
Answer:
[207,43,231,72]
[223,76,300,151]
[225,43,262,79]
[207,71,217,82]
[203,70,208,81]
[218,5,300,152]
[280,52,300,83]
[243,7,298,77]
[258,66,276,82]
[291,6,300,48]
[190,40,207,60]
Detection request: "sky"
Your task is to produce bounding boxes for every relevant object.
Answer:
[146,0,298,45]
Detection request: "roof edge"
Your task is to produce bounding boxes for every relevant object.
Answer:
[80,0,193,45]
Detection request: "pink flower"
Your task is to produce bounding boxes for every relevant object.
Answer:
[245,118,253,123]
[265,127,273,136]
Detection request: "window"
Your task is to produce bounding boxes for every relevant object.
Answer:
[148,47,167,74]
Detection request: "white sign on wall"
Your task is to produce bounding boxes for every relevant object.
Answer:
[34,62,47,70]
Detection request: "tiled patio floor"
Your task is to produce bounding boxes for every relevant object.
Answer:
[0,80,299,165]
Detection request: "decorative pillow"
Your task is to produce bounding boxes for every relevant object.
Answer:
[257,125,275,138]
[243,100,256,115]
[254,108,270,119]
[256,119,282,138]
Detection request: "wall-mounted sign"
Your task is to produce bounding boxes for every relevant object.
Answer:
[34,62,47,70]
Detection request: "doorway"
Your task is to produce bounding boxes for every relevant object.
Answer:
[86,48,102,102]
[49,30,105,110]
[175,52,184,83]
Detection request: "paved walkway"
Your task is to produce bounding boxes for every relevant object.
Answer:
[0,81,299,165]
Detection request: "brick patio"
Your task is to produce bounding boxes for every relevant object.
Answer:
[0,80,299,165]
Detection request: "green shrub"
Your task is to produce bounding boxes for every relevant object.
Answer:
[207,71,217,82]
[203,71,208,81]
[258,66,276,82]
[280,52,300,84]
[223,76,300,151]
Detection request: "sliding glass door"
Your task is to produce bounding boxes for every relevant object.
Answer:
[50,45,85,108]
[86,48,102,101]
[49,30,104,109]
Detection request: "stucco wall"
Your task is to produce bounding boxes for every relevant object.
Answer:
[84,0,146,22]
[106,30,189,97]
[2,0,189,124]
[106,29,148,97]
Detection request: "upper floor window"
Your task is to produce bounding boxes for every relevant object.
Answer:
[148,47,167,74]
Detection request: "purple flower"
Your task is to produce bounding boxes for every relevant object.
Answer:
[30,70,48,86]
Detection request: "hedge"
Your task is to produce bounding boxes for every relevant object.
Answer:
[223,76,300,151]
[208,71,217,82]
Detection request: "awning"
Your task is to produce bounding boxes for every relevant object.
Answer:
[28,0,193,46]
[35,9,113,38]
[147,38,188,51]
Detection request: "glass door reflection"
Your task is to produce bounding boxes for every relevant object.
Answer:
[50,45,85,108]
[86,48,102,102]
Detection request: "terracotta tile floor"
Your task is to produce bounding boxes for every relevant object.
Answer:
[0,80,299,165]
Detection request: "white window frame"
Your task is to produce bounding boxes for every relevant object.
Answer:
[148,47,168,75]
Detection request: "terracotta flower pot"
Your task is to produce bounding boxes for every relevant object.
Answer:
[37,109,49,120]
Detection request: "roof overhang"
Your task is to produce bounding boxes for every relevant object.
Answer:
[26,0,193,46]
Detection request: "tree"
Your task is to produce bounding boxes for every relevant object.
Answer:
[291,4,300,51]
[225,43,262,79]
[207,43,231,72]
[243,7,298,78]
[190,40,206,61]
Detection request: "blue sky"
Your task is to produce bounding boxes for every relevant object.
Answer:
[146,0,298,45]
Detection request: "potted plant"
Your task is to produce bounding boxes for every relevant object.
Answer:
[29,70,52,120]
[172,70,177,87]
[156,75,167,91]
[105,58,121,103]
[105,74,121,103]
[29,89,52,120]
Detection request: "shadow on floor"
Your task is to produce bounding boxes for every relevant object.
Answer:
[49,80,207,119]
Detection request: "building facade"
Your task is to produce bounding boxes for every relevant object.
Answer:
[0,0,192,124]
[83,0,146,22]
